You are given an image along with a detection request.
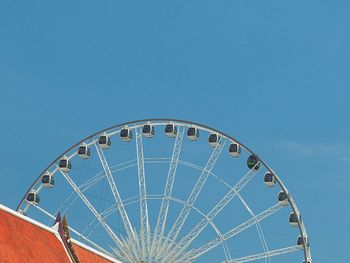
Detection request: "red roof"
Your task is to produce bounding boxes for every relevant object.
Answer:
[0,204,119,263]
[73,243,113,263]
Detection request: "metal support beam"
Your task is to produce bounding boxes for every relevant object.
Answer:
[135,127,151,261]
[94,143,140,261]
[224,245,301,263]
[157,140,226,260]
[151,127,184,259]
[183,203,283,261]
[58,168,133,262]
[165,164,259,262]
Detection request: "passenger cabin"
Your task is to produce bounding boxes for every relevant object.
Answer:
[98,134,112,149]
[297,235,309,248]
[278,191,289,206]
[42,173,55,188]
[229,143,241,157]
[264,172,276,187]
[120,127,132,142]
[247,155,260,170]
[208,133,221,146]
[187,127,199,141]
[26,191,40,205]
[165,124,177,137]
[142,123,155,138]
[58,157,72,172]
[289,212,299,227]
[78,144,91,159]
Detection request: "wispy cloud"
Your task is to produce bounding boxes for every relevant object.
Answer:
[338,156,350,163]
[276,141,314,156]
[275,140,350,162]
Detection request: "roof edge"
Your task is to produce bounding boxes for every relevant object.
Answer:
[72,239,120,263]
[0,204,56,234]
[0,204,121,263]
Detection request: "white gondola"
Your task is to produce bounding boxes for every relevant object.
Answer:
[142,123,155,138]
[278,191,289,206]
[78,144,91,159]
[264,172,276,187]
[228,142,241,157]
[247,154,260,170]
[42,172,55,188]
[302,258,312,263]
[297,235,309,249]
[187,126,199,141]
[165,123,177,137]
[208,133,221,146]
[26,191,40,205]
[58,157,72,172]
[289,212,299,227]
[98,133,112,149]
[120,127,133,142]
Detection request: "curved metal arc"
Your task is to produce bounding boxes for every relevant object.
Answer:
[56,168,134,262]
[223,245,301,263]
[50,159,138,226]
[94,142,141,261]
[18,118,311,261]
[157,140,226,260]
[184,203,284,261]
[163,163,260,262]
[83,193,227,262]
[17,118,253,211]
[32,205,115,258]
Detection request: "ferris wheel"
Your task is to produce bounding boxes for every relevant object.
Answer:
[17,119,312,263]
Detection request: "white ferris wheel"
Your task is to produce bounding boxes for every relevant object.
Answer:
[17,119,312,263]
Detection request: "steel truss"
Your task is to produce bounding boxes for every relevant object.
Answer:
[17,119,311,263]
[156,140,226,260]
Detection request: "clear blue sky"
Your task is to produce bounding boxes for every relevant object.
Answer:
[0,1,349,262]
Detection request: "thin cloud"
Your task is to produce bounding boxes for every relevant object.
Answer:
[276,141,314,156]
[276,140,350,162]
[338,156,350,163]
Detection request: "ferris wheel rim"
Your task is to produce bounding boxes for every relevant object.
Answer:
[17,118,312,262]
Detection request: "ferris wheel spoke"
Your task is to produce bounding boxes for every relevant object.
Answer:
[32,203,57,220]
[222,239,233,262]
[52,174,107,226]
[135,127,151,260]
[209,165,270,259]
[158,140,226,260]
[54,160,139,222]
[57,168,133,262]
[222,245,301,263]
[237,193,270,259]
[178,158,269,258]
[80,159,138,192]
[69,227,116,258]
[32,204,114,257]
[151,127,184,258]
[84,196,142,240]
[163,163,260,262]
[19,120,311,263]
[185,203,283,261]
[94,142,141,261]
[83,204,118,238]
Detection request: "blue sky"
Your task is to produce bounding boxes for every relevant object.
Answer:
[0,1,349,262]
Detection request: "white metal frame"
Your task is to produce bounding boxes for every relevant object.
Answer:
[17,119,312,263]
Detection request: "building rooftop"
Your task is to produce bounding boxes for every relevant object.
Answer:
[0,204,120,263]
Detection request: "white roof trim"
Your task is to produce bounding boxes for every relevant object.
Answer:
[0,204,56,234]
[0,204,122,263]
